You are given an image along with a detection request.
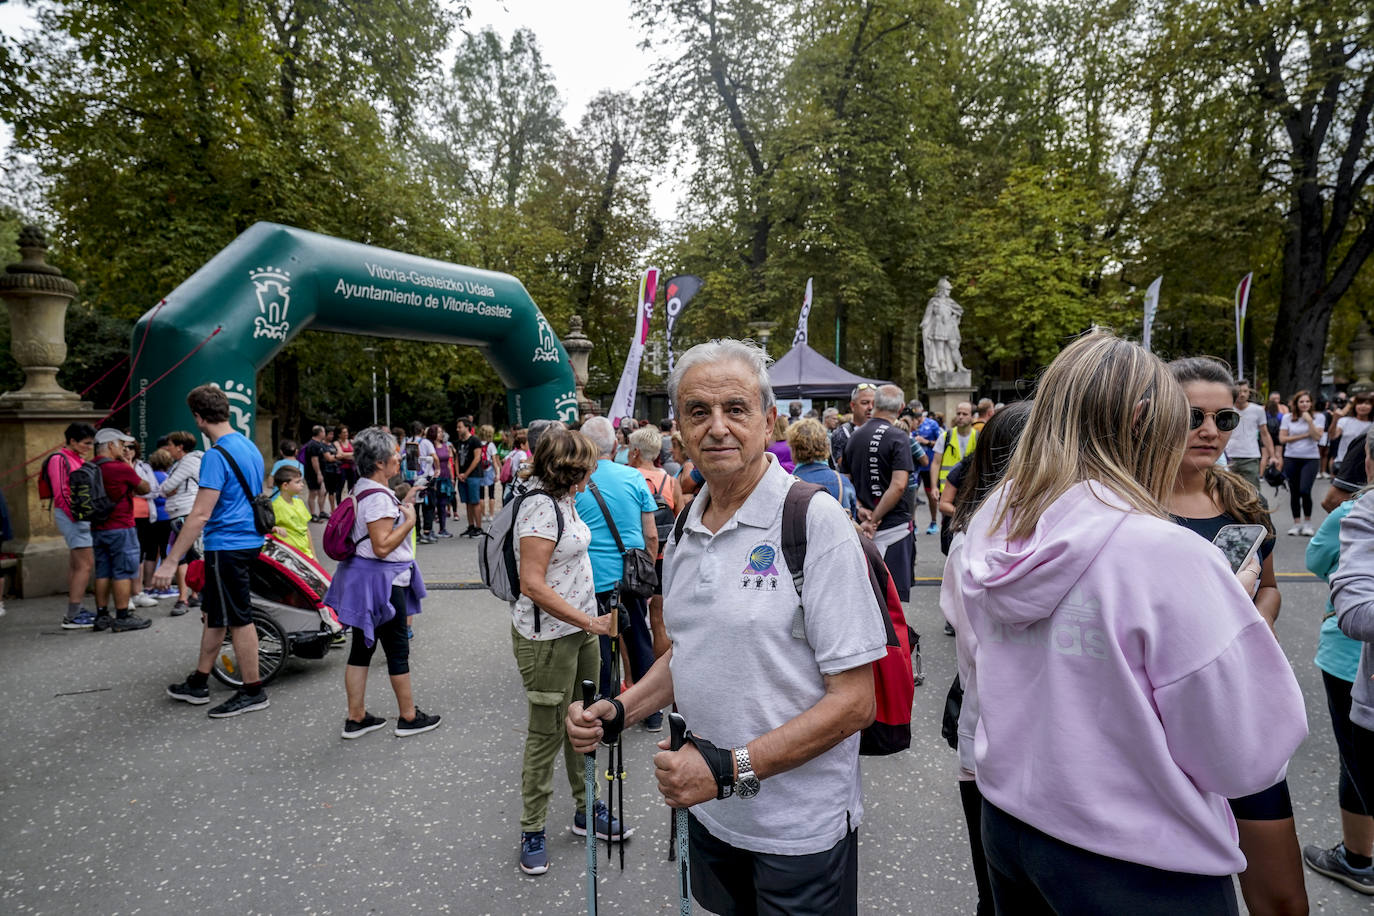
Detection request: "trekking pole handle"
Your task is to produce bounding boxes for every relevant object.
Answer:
[581,679,597,727]
[669,712,686,752]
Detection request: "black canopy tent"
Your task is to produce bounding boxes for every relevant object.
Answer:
[769,342,889,399]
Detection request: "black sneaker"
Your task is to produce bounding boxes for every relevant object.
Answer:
[394,708,441,736]
[166,680,211,705]
[110,613,151,632]
[92,613,113,632]
[169,601,189,617]
[342,712,387,739]
[1303,842,1374,894]
[207,690,270,718]
[187,595,202,608]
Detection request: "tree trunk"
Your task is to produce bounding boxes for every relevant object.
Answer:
[272,350,302,442]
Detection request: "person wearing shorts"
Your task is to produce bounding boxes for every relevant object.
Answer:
[455,419,484,536]
[90,428,152,632]
[48,422,98,629]
[160,430,204,615]
[155,384,269,719]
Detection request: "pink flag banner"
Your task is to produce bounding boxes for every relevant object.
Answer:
[609,268,659,425]
[1235,273,1252,376]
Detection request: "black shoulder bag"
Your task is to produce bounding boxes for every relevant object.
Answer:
[213,444,275,536]
[587,480,658,598]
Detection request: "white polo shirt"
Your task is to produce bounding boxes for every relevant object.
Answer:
[663,455,888,855]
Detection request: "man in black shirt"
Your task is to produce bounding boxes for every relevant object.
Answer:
[455,418,484,537]
[302,425,329,521]
[843,384,916,600]
[830,383,876,466]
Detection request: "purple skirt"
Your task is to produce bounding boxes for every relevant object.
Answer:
[324,556,426,647]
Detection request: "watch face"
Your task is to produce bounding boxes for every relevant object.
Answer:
[735,775,761,799]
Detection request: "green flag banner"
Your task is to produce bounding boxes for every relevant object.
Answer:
[129,222,578,448]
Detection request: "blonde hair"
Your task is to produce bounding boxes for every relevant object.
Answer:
[993,329,1187,541]
[628,425,663,459]
[771,415,790,441]
[786,418,831,464]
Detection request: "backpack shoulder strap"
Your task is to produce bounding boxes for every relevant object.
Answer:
[213,444,257,499]
[671,500,691,545]
[781,480,825,597]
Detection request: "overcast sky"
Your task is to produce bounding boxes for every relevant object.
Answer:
[0,0,681,219]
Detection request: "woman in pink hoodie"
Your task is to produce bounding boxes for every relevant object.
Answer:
[954,331,1307,913]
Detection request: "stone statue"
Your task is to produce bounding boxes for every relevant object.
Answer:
[921,277,967,386]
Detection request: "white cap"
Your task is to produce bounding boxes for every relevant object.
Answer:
[94,428,135,446]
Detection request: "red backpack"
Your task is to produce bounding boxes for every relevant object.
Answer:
[780,481,916,755]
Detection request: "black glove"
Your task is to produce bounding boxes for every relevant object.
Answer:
[683,729,736,799]
[598,697,626,746]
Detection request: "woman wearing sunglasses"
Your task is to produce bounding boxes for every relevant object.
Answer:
[1280,390,1325,535]
[1166,357,1306,916]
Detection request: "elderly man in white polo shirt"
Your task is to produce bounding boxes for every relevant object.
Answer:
[568,339,887,914]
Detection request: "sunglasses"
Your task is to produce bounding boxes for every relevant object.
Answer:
[1190,407,1241,432]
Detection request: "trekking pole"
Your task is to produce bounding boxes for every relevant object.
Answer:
[581,679,599,916]
[605,594,621,866]
[669,712,691,915]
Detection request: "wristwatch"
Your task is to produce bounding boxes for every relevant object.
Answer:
[732,747,760,799]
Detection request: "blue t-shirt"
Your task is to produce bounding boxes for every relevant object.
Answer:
[1308,500,1363,682]
[915,417,941,462]
[199,431,267,551]
[575,459,657,592]
[270,457,304,478]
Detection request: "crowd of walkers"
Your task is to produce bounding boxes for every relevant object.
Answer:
[27,329,1374,913]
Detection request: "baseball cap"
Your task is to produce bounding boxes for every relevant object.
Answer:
[94,428,135,446]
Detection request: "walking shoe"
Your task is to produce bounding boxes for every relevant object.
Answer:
[166,679,211,705]
[151,587,180,599]
[436,530,454,538]
[1287,524,1302,535]
[187,595,202,608]
[207,690,270,718]
[61,609,97,629]
[1301,524,1315,536]
[342,712,387,739]
[395,709,441,736]
[331,631,347,648]
[519,830,549,876]
[925,522,939,535]
[92,613,113,632]
[572,800,634,842]
[1303,842,1374,894]
[643,711,664,732]
[131,593,158,608]
[170,601,189,616]
[944,621,956,636]
[111,613,151,632]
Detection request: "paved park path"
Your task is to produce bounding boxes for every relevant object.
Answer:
[1,479,1369,914]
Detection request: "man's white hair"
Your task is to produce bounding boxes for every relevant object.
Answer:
[875,384,905,414]
[581,416,617,457]
[667,339,775,415]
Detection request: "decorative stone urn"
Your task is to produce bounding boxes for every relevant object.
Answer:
[562,314,596,418]
[0,226,83,408]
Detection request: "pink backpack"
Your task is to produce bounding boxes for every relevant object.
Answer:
[322,488,393,561]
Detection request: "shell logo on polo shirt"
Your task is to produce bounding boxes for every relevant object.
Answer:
[740,542,781,591]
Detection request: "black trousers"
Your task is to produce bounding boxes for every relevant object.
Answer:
[959,780,994,916]
[687,813,858,916]
[1284,456,1318,518]
[1322,669,1371,814]
[981,801,1238,915]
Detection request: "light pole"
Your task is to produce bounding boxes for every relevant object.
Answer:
[384,365,391,431]
[362,347,378,426]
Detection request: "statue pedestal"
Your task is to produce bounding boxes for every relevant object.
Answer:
[925,384,975,427]
[0,404,105,597]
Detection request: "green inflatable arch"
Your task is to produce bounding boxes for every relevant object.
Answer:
[129,222,578,448]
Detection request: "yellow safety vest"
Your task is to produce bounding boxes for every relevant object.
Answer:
[939,428,977,486]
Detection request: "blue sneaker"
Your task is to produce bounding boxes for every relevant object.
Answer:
[572,800,634,842]
[643,711,664,732]
[925,522,939,535]
[61,609,96,629]
[519,830,548,875]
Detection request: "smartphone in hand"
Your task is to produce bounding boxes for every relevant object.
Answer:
[1211,523,1268,573]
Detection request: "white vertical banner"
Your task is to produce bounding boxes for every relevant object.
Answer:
[1142,275,1163,351]
[610,267,659,424]
[1235,272,1252,376]
[792,277,814,347]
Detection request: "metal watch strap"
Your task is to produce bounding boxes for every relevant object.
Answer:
[734,746,752,778]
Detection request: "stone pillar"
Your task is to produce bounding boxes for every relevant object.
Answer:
[0,226,105,597]
[1350,321,1374,395]
[562,315,596,419]
[924,369,975,427]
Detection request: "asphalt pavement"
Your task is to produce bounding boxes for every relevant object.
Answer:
[1,479,1370,915]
